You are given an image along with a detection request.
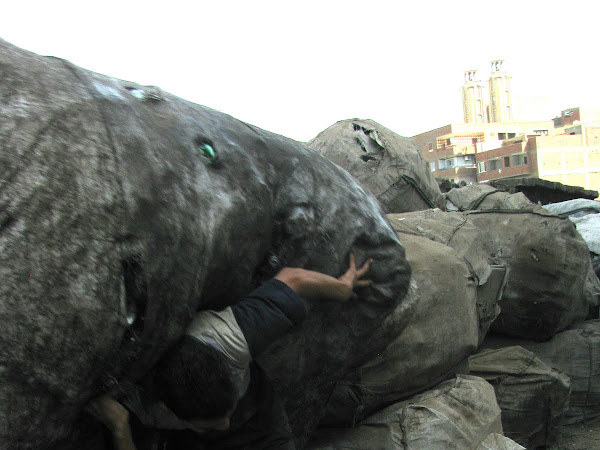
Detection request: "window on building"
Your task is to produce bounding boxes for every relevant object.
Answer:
[512,154,527,166]
[504,156,510,167]
[498,133,506,140]
[438,159,455,170]
[429,162,435,171]
[488,159,502,171]
[507,133,516,139]
[446,138,452,146]
[478,162,486,173]
[428,142,433,151]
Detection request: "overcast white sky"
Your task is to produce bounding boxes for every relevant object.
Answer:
[3,1,600,141]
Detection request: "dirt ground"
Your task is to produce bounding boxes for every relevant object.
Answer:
[547,422,600,449]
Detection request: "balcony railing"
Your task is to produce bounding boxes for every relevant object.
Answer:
[436,143,478,155]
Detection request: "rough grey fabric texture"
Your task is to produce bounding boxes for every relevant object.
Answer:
[309,375,502,450]
[307,119,445,214]
[469,346,571,448]
[543,199,600,218]
[0,39,411,449]
[466,209,593,341]
[387,209,509,343]
[387,209,493,286]
[445,184,534,212]
[571,214,600,255]
[477,433,525,450]
[322,233,481,426]
[482,320,600,426]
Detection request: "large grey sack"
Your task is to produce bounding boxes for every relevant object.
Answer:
[571,214,600,255]
[543,199,600,218]
[387,209,493,285]
[0,38,411,449]
[466,209,593,341]
[307,119,445,214]
[477,434,525,450]
[469,346,571,448]
[445,184,534,212]
[309,375,503,450]
[482,320,600,426]
[387,209,509,341]
[322,230,504,426]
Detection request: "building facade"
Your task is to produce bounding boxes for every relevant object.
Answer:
[412,60,600,195]
[475,123,600,191]
[413,121,553,185]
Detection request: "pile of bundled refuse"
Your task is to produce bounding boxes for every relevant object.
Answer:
[1,40,413,450]
[306,120,600,449]
[3,37,600,450]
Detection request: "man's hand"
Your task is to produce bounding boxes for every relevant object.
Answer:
[338,253,373,292]
[275,253,373,302]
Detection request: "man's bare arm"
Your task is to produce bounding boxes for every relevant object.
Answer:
[274,253,373,302]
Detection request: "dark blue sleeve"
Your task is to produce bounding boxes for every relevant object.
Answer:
[232,278,308,358]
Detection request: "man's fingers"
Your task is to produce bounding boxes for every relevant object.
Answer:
[355,279,372,287]
[348,252,356,270]
[356,258,373,278]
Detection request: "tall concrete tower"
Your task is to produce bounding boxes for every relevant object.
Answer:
[462,70,487,123]
[488,60,513,122]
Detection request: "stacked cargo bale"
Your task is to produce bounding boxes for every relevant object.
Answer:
[469,346,571,448]
[321,209,508,427]
[465,208,596,340]
[322,234,480,425]
[5,34,600,450]
[307,119,445,213]
[543,199,600,218]
[445,184,535,212]
[319,203,596,447]
[310,376,513,449]
[482,320,600,426]
[544,199,600,282]
[387,209,508,343]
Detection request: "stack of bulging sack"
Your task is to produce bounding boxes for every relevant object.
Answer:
[312,207,513,448]
[304,176,600,447]
[321,219,507,427]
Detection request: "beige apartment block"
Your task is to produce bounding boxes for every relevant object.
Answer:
[534,130,600,192]
[413,121,553,184]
